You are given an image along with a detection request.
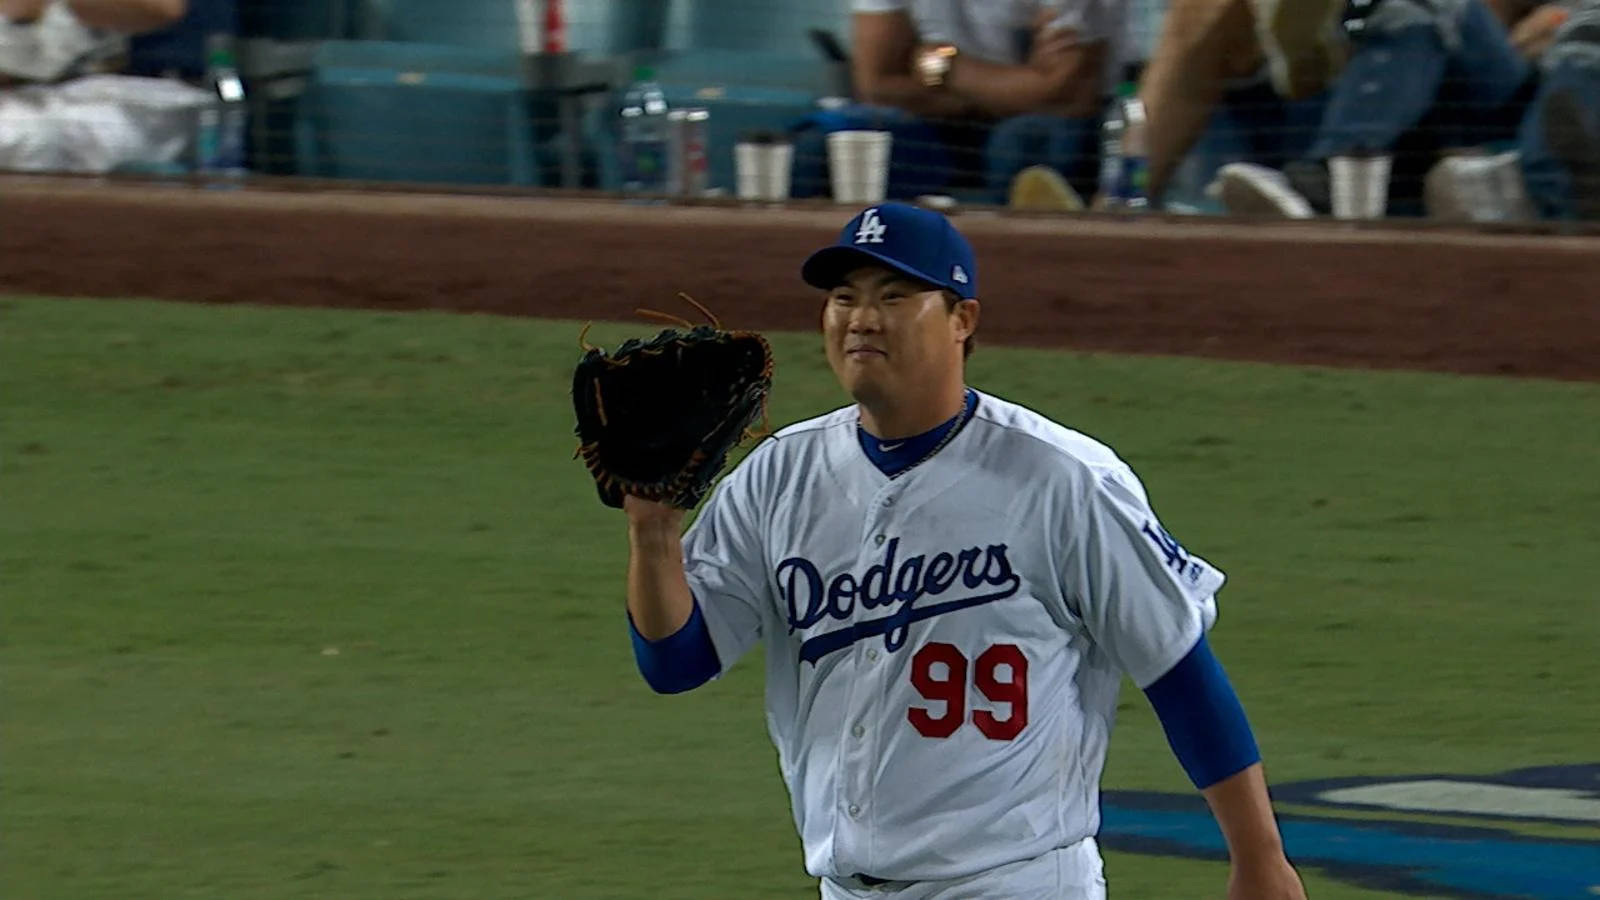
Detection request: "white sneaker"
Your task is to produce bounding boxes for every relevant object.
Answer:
[1208,163,1317,218]
[1424,152,1535,223]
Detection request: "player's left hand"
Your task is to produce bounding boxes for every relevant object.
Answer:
[570,295,773,511]
[1226,855,1306,899]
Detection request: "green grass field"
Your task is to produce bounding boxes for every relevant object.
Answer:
[4,296,1597,899]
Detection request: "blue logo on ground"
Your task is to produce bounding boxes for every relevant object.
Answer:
[1101,765,1600,898]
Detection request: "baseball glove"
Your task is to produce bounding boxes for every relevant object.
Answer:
[572,295,773,510]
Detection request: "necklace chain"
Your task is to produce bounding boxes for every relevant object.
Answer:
[885,389,975,480]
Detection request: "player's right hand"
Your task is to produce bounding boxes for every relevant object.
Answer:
[1227,855,1307,899]
[623,494,686,528]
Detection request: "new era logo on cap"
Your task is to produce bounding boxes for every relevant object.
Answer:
[800,202,979,299]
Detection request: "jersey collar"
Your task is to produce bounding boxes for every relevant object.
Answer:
[855,388,979,479]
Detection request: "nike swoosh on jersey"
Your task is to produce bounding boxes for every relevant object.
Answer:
[878,442,905,451]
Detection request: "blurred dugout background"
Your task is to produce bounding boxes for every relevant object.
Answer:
[1,0,1593,221]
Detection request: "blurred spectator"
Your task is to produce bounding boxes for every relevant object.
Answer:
[1504,3,1600,220]
[1213,0,1599,219]
[1141,0,1598,219]
[791,0,1130,205]
[1136,0,1332,209]
[0,0,201,173]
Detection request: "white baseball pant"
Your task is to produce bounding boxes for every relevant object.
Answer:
[820,837,1108,900]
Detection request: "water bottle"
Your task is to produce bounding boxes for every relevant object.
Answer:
[1120,84,1150,209]
[195,34,247,182]
[618,67,670,195]
[1099,82,1149,210]
[1098,95,1125,209]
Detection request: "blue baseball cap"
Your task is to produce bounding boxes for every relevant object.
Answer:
[800,202,978,300]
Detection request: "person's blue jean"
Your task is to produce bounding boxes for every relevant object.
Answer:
[1520,42,1600,219]
[1311,0,1534,212]
[1310,0,1531,159]
[790,105,1099,203]
[983,113,1102,201]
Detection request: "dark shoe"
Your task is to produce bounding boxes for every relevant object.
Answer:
[1543,88,1600,220]
[1284,159,1334,214]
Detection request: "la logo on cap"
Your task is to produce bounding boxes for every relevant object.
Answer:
[854,208,887,244]
[952,265,968,284]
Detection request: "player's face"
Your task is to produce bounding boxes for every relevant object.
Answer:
[821,266,977,408]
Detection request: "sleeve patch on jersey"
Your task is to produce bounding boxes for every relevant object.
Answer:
[1141,520,1193,578]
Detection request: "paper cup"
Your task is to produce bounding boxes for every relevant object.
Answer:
[1330,154,1392,220]
[735,142,794,201]
[827,130,892,204]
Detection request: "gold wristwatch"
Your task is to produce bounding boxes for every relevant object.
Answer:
[917,44,959,88]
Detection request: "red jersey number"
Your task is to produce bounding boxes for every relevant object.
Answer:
[907,642,1029,741]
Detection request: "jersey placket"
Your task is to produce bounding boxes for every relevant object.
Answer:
[832,478,904,874]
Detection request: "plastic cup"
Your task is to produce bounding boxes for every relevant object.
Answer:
[826,130,892,204]
[1330,154,1392,220]
[735,142,794,201]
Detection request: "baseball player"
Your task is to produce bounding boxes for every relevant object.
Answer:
[622,202,1306,898]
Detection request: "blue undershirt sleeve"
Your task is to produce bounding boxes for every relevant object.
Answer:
[1142,634,1262,790]
[628,596,722,694]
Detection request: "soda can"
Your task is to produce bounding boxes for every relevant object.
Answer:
[667,108,710,197]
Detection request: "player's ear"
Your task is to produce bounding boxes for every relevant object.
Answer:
[953,298,979,341]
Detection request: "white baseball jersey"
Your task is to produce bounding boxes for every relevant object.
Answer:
[682,389,1223,884]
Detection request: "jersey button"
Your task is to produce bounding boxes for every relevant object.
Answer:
[866,649,879,662]
[883,497,895,507]
[851,724,865,738]
[847,804,861,818]
[874,534,886,546]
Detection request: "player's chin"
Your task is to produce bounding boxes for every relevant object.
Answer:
[841,372,891,405]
